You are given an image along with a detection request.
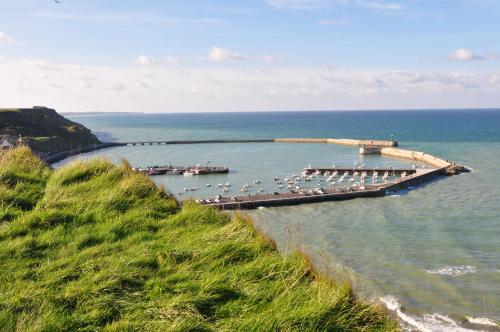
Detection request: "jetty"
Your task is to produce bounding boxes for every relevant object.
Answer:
[199,168,442,210]
[112,137,397,147]
[134,165,229,176]
[117,139,273,146]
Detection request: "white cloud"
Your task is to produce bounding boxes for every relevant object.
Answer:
[261,55,280,63]
[1,59,499,113]
[136,55,157,65]
[266,0,402,11]
[318,17,350,26]
[0,31,17,44]
[361,1,402,11]
[450,48,483,61]
[165,56,183,65]
[208,47,249,62]
[266,0,331,10]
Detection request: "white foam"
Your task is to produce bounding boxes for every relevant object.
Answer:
[380,296,488,332]
[462,165,474,173]
[466,316,498,327]
[380,296,433,332]
[425,265,477,277]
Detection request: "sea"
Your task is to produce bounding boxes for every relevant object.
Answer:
[57,110,500,331]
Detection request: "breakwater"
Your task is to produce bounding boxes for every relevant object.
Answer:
[112,137,398,146]
[274,138,398,146]
[201,168,438,210]
[117,139,273,146]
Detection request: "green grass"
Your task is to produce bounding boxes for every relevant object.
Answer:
[0,148,397,331]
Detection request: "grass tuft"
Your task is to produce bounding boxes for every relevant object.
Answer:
[0,148,397,331]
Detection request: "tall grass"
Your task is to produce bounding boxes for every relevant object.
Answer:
[0,148,397,331]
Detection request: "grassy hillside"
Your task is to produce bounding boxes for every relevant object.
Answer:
[0,147,397,331]
[0,107,101,156]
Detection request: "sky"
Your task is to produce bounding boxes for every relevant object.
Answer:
[0,0,499,113]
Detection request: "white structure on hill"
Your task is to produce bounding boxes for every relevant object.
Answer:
[0,135,22,150]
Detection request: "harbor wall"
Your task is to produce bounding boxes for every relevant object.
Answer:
[274,138,329,143]
[214,188,386,210]
[274,138,398,146]
[380,147,451,168]
[382,168,446,192]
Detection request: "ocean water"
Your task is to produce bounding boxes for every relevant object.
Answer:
[59,110,500,331]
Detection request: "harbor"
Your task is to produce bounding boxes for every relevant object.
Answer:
[103,136,469,209]
[180,138,469,210]
[198,168,440,210]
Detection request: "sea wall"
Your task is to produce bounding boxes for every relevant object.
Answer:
[380,147,451,168]
[274,138,329,143]
[274,138,398,146]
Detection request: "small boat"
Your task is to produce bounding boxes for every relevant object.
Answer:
[148,168,161,175]
[206,184,211,187]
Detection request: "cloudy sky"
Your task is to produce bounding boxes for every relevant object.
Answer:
[0,0,499,113]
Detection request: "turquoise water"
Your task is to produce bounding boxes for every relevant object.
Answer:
[59,111,500,331]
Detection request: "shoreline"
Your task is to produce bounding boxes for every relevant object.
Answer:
[43,142,122,164]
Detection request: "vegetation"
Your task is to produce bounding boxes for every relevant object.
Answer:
[0,107,101,156]
[0,147,397,331]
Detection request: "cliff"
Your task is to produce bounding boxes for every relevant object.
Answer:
[0,107,102,158]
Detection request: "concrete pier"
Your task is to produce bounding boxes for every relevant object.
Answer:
[114,137,398,147]
[274,138,398,146]
[201,168,441,210]
[118,139,273,146]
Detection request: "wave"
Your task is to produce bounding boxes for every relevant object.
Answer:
[380,296,498,332]
[462,165,475,173]
[425,265,477,277]
[466,316,498,327]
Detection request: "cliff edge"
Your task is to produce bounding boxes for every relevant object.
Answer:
[0,107,102,158]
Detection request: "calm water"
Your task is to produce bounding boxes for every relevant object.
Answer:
[59,110,500,331]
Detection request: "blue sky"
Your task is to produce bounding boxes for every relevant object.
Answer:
[0,0,499,112]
